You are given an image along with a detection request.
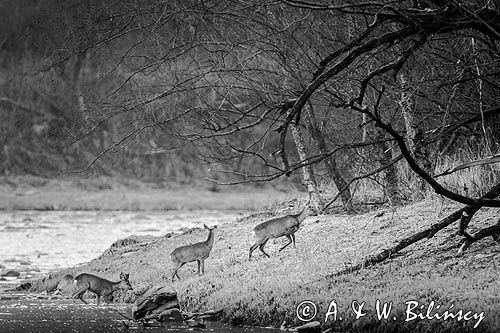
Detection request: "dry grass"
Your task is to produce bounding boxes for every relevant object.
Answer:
[331,148,500,207]
[33,199,500,332]
[0,175,298,211]
[433,150,500,197]
[3,147,498,212]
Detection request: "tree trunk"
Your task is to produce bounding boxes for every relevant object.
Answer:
[2,145,10,175]
[290,123,322,213]
[280,65,321,212]
[375,127,402,205]
[399,73,432,194]
[304,105,353,212]
[72,51,89,123]
[399,73,418,154]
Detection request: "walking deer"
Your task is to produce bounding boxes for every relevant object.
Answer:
[171,224,216,281]
[53,274,75,296]
[249,204,309,259]
[72,272,132,306]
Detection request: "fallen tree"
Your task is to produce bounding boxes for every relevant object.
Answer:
[331,181,500,277]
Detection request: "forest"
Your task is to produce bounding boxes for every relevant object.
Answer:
[1,0,500,210]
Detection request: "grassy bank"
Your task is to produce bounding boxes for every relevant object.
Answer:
[0,176,297,211]
[31,200,500,332]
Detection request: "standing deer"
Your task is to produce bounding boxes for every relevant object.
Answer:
[249,205,309,259]
[171,224,216,281]
[72,272,132,306]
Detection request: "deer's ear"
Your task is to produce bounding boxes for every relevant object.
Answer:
[125,273,130,280]
[120,272,125,279]
[204,224,209,229]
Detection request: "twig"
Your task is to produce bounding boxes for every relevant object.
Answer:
[435,153,500,178]
[183,307,224,320]
[322,154,403,211]
[458,218,500,255]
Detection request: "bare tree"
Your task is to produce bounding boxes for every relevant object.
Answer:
[3,1,500,221]
[304,104,353,211]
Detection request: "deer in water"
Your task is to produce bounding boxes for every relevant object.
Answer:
[53,274,75,296]
[171,224,216,281]
[72,272,132,306]
[249,204,309,259]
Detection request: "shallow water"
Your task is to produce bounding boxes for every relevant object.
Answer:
[0,298,280,333]
[0,210,263,332]
[0,210,241,278]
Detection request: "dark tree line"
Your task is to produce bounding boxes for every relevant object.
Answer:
[1,0,500,215]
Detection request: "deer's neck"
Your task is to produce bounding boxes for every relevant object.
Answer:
[205,229,215,249]
[111,280,121,291]
[296,206,309,224]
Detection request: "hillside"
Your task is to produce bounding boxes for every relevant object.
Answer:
[33,200,500,332]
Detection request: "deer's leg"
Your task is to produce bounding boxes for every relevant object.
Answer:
[72,288,83,299]
[72,289,88,304]
[172,262,185,281]
[103,295,112,304]
[291,233,296,248]
[279,235,293,252]
[200,260,205,274]
[77,296,88,305]
[96,295,101,307]
[259,240,270,258]
[197,260,201,274]
[249,243,259,259]
[176,262,185,279]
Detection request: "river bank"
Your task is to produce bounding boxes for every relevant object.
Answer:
[27,200,500,332]
[0,175,297,211]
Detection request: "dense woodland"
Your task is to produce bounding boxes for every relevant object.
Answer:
[1,0,500,210]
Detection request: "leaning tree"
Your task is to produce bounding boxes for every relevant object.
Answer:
[3,1,500,232]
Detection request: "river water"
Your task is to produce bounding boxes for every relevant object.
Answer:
[0,210,280,333]
[0,298,278,333]
[0,210,241,275]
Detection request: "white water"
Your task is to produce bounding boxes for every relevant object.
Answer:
[0,210,242,279]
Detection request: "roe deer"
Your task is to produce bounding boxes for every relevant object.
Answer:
[171,224,216,281]
[249,205,309,259]
[72,272,132,306]
[53,274,76,296]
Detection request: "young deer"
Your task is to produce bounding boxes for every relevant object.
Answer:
[249,205,309,259]
[171,224,216,281]
[72,272,132,306]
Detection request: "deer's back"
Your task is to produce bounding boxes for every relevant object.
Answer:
[253,215,299,238]
[74,273,113,296]
[171,242,212,263]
